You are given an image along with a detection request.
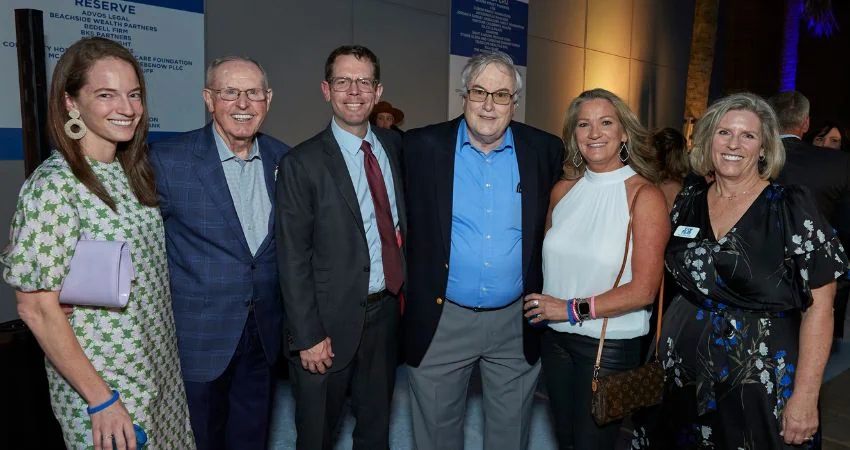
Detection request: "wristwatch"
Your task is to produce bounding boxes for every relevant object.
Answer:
[576,298,592,321]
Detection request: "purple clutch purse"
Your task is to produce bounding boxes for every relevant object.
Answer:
[59,240,135,308]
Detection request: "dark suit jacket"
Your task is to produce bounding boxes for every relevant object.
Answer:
[776,136,850,247]
[149,123,289,382]
[276,125,406,372]
[403,117,565,367]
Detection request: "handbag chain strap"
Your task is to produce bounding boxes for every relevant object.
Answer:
[592,184,665,380]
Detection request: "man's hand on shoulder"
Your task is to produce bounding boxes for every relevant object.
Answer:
[299,337,335,374]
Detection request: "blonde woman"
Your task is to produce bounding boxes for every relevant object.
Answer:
[523,88,669,449]
[640,93,847,449]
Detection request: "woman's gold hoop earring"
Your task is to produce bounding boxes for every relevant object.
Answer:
[64,109,87,140]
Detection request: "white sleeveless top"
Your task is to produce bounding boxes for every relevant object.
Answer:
[544,165,650,339]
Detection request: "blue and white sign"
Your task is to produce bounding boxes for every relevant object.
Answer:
[449,0,529,121]
[0,0,205,159]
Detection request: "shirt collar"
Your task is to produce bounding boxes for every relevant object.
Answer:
[213,124,260,162]
[458,119,514,156]
[331,117,376,156]
[780,134,802,140]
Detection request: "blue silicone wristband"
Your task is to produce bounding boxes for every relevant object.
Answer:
[567,299,577,325]
[87,390,120,415]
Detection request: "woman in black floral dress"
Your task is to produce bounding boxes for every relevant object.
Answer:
[634,93,848,449]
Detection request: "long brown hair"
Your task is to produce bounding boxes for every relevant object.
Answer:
[561,89,660,182]
[652,127,689,182]
[47,37,157,211]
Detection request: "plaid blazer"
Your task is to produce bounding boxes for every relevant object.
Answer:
[149,123,289,382]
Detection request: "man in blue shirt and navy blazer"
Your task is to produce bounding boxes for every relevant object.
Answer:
[403,51,564,449]
[149,56,289,450]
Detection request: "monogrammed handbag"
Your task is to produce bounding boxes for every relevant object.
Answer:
[590,185,665,426]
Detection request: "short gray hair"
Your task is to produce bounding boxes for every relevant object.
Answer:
[767,90,810,131]
[460,51,523,102]
[690,92,785,180]
[205,56,269,90]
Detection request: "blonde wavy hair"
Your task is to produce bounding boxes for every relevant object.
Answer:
[689,92,784,180]
[562,89,659,182]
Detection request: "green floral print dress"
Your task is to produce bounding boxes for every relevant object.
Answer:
[1,153,195,449]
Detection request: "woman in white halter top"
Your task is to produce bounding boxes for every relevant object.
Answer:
[522,89,670,449]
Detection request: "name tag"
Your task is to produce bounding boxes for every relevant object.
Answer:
[674,225,700,239]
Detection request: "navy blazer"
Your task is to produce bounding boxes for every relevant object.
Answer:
[402,117,564,367]
[149,123,289,382]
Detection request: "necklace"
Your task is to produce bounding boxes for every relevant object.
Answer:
[714,183,760,200]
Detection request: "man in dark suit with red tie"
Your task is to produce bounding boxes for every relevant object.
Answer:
[275,45,405,450]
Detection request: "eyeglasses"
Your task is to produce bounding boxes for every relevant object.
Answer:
[208,88,270,102]
[466,88,515,105]
[327,77,379,93]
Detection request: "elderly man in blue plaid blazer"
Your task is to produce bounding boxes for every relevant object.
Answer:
[149,56,289,450]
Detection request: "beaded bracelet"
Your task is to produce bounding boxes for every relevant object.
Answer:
[87,390,120,415]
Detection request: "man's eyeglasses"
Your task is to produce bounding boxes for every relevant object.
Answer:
[208,88,270,102]
[466,88,515,105]
[327,77,379,93]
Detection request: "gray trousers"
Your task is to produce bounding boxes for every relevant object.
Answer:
[408,299,541,450]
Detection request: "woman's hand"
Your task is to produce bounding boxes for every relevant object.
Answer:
[91,398,136,450]
[523,293,568,324]
[780,392,819,446]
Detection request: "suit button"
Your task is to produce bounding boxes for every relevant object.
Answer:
[436,297,443,305]
[251,263,256,270]
[363,265,370,272]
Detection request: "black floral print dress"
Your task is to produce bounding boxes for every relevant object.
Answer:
[633,181,848,450]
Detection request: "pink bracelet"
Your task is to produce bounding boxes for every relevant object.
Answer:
[573,298,582,325]
[590,296,597,319]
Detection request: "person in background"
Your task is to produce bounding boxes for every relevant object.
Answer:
[808,120,848,152]
[148,56,289,450]
[370,100,405,138]
[653,127,690,211]
[371,100,404,129]
[644,92,847,449]
[276,45,404,450]
[771,91,850,356]
[1,37,194,449]
[404,51,564,450]
[524,88,669,449]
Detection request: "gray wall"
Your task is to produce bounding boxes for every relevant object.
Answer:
[0,0,694,322]
[203,0,693,144]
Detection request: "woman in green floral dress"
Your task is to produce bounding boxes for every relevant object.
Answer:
[1,38,194,450]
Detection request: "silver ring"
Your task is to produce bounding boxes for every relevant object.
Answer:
[533,300,539,307]
[804,436,814,441]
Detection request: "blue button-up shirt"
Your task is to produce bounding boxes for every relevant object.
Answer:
[445,120,523,308]
[213,126,271,256]
[331,118,400,294]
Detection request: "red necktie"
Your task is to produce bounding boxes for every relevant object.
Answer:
[361,140,403,294]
